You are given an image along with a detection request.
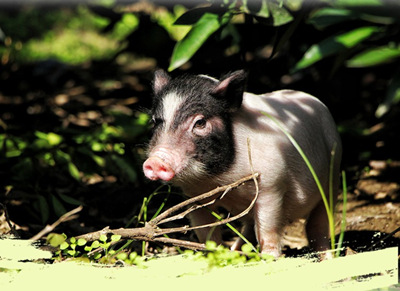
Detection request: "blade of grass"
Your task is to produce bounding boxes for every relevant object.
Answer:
[150,185,172,221]
[210,210,258,253]
[336,170,347,257]
[329,143,338,215]
[261,111,336,251]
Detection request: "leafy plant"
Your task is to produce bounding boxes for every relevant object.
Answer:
[183,241,274,270]
[164,0,400,116]
[0,110,149,224]
[47,232,145,266]
[168,0,300,71]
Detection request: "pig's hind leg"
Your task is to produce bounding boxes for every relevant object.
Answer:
[305,199,334,259]
[189,208,223,245]
[230,221,257,251]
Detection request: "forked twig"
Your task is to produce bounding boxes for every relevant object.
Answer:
[75,173,259,251]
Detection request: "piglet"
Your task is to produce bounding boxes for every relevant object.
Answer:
[143,70,342,258]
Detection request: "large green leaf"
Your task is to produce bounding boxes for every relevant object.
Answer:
[168,12,230,71]
[308,8,357,30]
[376,70,400,118]
[347,45,400,67]
[335,0,382,7]
[294,26,380,71]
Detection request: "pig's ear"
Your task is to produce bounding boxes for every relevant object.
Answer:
[153,69,171,94]
[212,70,247,111]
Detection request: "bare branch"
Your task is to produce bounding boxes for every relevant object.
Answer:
[74,172,259,251]
[31,205,83,241]
[153,237,206,251]
[155,177,259,236]
[149,173,259,226]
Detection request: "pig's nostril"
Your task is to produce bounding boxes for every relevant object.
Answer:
[143,157,175,181]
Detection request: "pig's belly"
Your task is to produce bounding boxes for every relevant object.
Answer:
[213,183,320,224]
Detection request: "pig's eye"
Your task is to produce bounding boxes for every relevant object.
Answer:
[152,117,163,128]
[194,118,207,129]
[192,115,211,136]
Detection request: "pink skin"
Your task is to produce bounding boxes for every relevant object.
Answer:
[143,146,181,181]
[143,156,175,181]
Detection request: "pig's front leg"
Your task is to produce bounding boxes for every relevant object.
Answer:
[189,208,222,245]
[253,195,284,258]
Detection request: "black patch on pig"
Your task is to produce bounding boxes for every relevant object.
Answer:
[150,71,246,176]
[193,122,236,175]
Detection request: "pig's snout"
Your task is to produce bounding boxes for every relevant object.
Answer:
[143,156,175,181]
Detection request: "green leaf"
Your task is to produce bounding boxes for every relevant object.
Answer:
[91,154,105,167]
[91,241,101,248]
[169,12,230,71]
[129,252,138,261]
[70,237,76,244]
[376,70,400,117]
[34,131,63,147]
[60,241,69,250]
[110,154,137,183]
[57,193,82,206]
[116,252,128,261]
[335,0,382,6]
[111,235,121,242]
[36,195,50,224]
[308,8,356,30]
[269,1,293,26]
[244,0,269,18]
[99,234,107,243]
[270,12,302,59]
[174,6,213,25]
[77,238,87,246]
[51,195,67,218]
[46,233,66,247]
[257,0,270,18]
[84,246,92,252]
[54,149,68,163]
[68,161,81,181]
[347,45,400,67]
[47,132,63,146]
[294,26,380,71]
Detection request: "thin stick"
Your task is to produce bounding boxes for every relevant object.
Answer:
[149,173,258,226]
[31,205,83,240]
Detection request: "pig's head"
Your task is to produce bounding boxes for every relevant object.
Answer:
[143,70,247,184]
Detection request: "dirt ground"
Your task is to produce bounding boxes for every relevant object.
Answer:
[283,159,400,256]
